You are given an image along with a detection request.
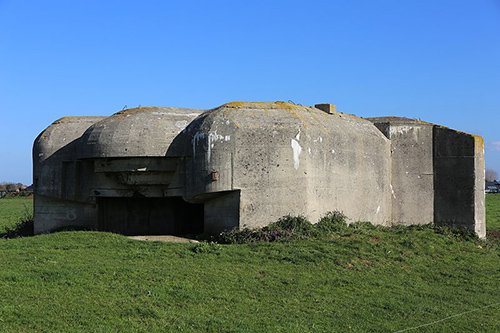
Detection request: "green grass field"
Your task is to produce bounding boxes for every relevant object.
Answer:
[0,195,499,332]
[0,196,33,231]
[486,193,500,233]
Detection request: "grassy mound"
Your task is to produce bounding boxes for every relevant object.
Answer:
[0,227,499,332]
[0,195,499,331]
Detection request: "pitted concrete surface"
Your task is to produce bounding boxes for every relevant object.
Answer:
[33,101,486,238]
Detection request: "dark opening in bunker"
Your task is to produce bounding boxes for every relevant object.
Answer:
[97,197,204,236]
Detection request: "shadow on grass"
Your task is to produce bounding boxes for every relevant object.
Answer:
[487,230,500,239]
[1,216,34,238]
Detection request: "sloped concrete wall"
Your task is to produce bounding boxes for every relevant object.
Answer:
[34,116,105,199]
[181,102,391,231]
[369,118,434,225]
[33,116,105,234]
[433,126,485,237]
[33,107,205,234]
[79,107,204,158]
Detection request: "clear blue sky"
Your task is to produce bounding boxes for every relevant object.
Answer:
[1,0,499,185]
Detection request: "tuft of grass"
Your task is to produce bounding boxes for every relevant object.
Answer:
[266,215,313,234]
[218,211,480,245]
[191,241,223,254]
[316,210,348,232]
[217,226,296,244]
[218,214,315,244]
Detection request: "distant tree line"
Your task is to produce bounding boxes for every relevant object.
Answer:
[0,182,31,192]
[486,169,499,182]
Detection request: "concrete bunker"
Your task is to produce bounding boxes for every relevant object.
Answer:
[33,102,485,237]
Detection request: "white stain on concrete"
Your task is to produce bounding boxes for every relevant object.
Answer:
[207,131,231,163]
[390,125,422,141]
[291,139,302,170]
[313,137,323,143]
[192,131,230,162]
[208,131,224,143]
[208,132,222,163]
[390,184,396,198]
[376,205,381,214]
[175,120,188,128]
[192,132,205,157]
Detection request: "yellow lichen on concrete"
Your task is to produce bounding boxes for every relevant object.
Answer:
[114,107,160,117]
[434,124,485,145]
[473,134,485,155]
[222,109,241,127]
[53,116,83,124]
[368,116,436,126]
[221,102,371,131]
[314,104,368,123]
[334,111,366,122]
[223,101,306,110]
[52,116,103,125]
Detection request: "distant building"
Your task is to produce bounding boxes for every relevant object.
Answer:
[486,181,500,193]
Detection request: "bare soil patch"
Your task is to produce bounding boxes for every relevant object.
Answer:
[127,235,199,243]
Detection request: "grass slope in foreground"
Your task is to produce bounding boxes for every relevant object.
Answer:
[0,195,499,331]
[1,226,500,332]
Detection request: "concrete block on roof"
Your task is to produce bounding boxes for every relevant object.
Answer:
[315,103,336,114]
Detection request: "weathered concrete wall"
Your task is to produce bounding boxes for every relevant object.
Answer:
[80,107,203,158]
[369,118,434,225]
[34,195,99,234]
[182,102,392,230]
[33,116,105,234]
[433,126,485,237]
[33,116,105,199]
[33,101,485,237]
[204,191,240,234]
[33,107,204,234]
[368,117,486,237]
